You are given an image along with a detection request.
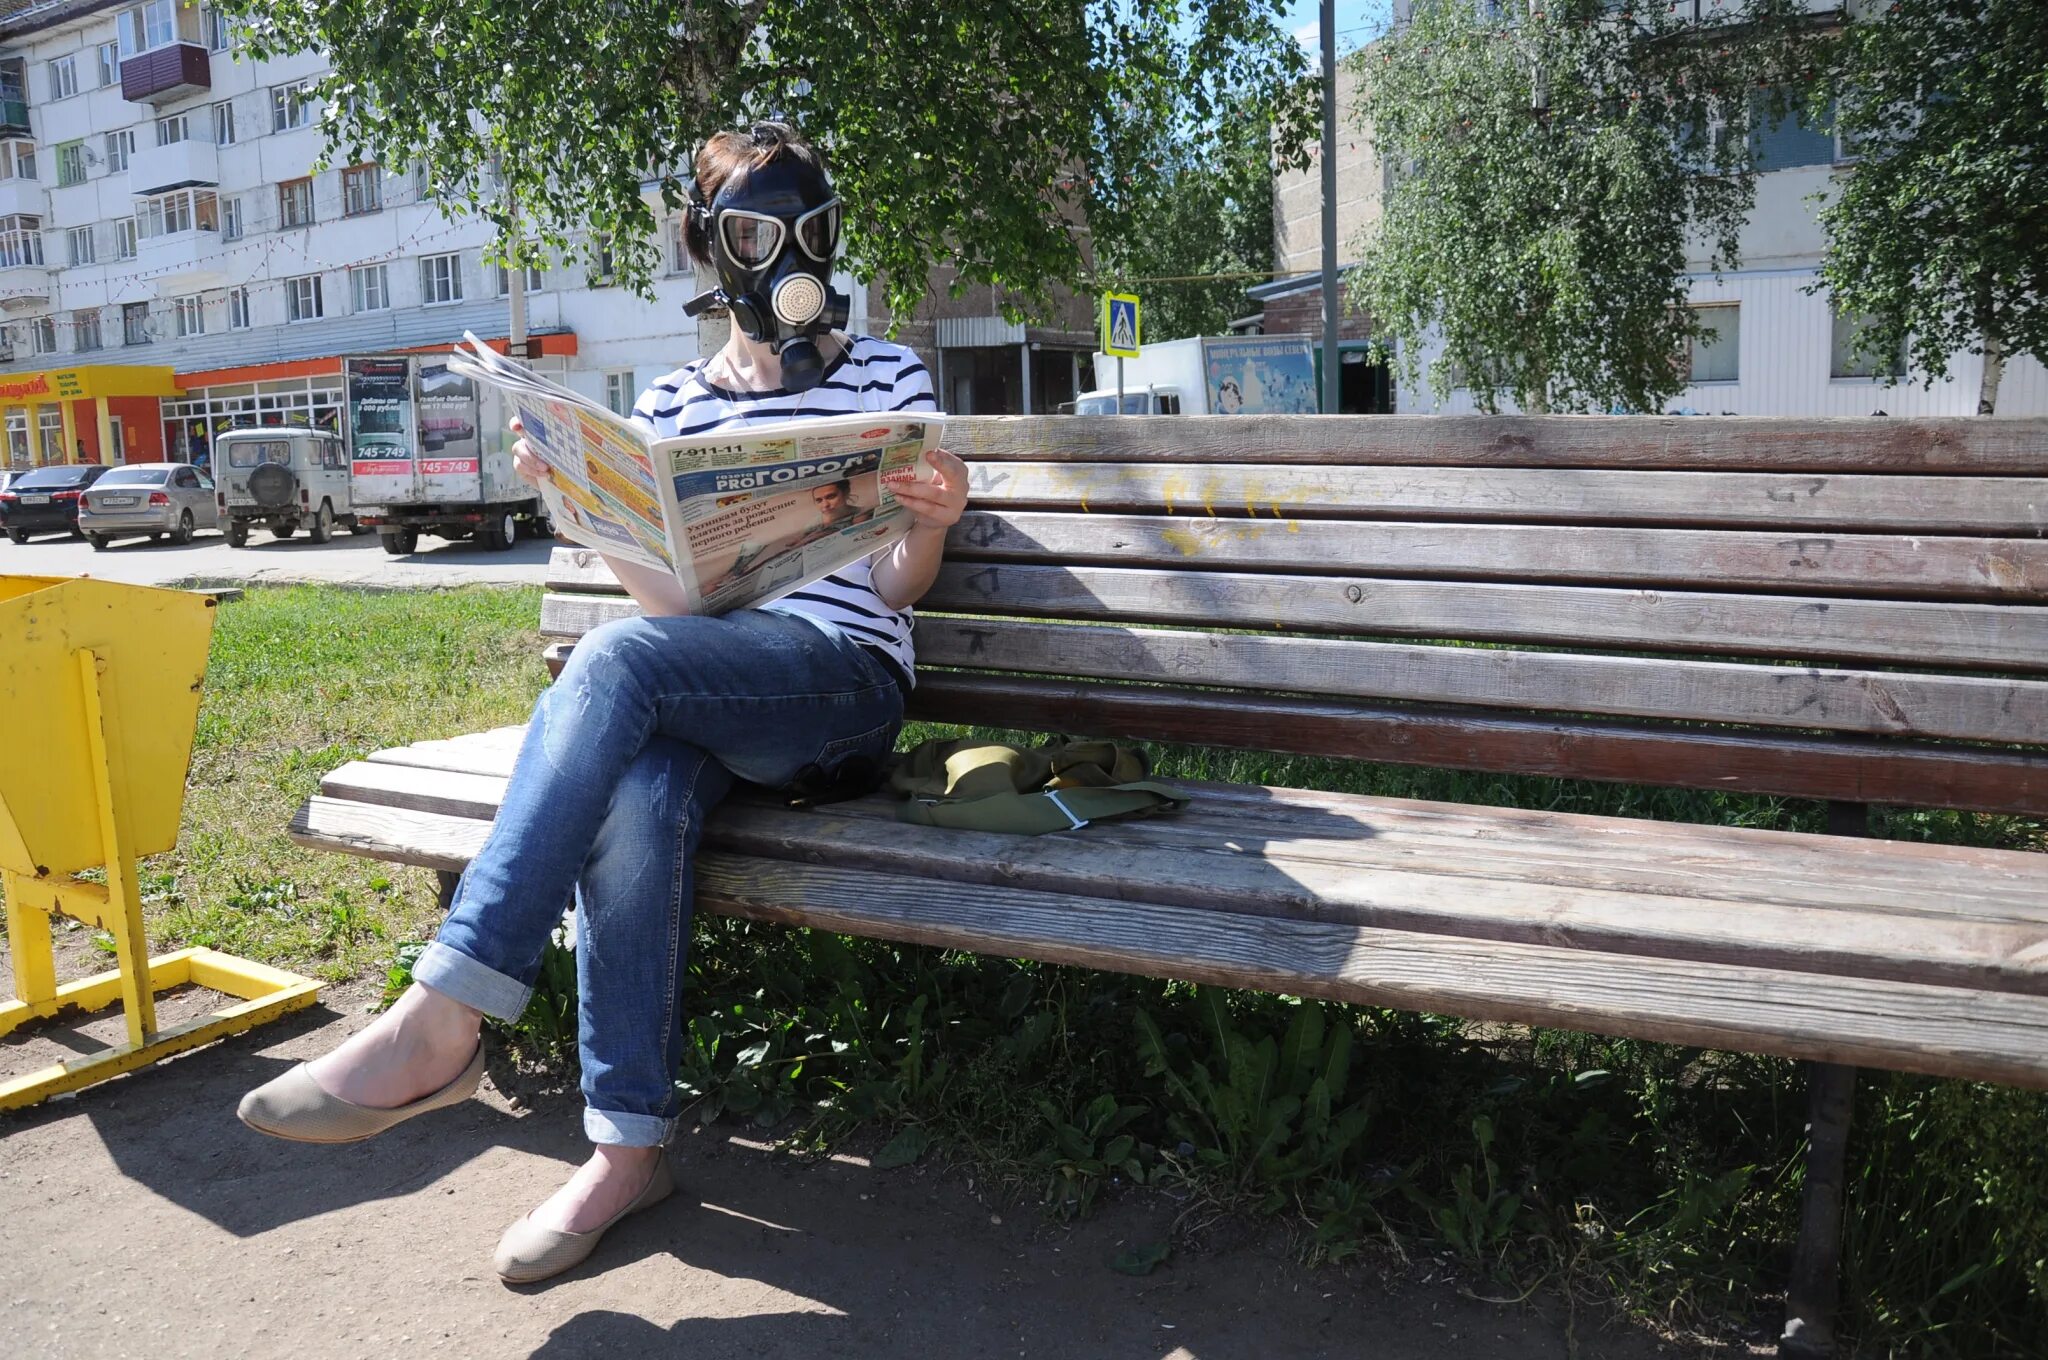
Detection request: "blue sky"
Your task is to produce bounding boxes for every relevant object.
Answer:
[1280,0,1394,57]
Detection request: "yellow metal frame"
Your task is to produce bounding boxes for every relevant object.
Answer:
[0,646,320,1112]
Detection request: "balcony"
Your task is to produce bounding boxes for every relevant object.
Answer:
[0,178,44,218]
[120,44,210,105]
[0,98,26,139]
[0,263,50,313]
[132,139,217,196]
[138,227,225,292]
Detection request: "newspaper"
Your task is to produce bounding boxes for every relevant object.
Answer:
[448,333,943,616]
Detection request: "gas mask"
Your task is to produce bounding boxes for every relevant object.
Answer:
[684,152,850,392]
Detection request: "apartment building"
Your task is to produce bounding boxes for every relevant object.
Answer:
[0,0,903,469]
[1284,1,2046,416]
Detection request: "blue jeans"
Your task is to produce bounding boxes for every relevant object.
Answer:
[413,608,904,1146]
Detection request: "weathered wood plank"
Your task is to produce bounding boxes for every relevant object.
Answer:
[957,463,2048,535]
[326,739,2048,921]
[947,414,2048,473]
[913,619,2048,744]
[539,571,2048,671]
[917,565,2048,671]
[942,513,2048,602]
[287,796,2048,1079]
[905,674,2048,816]
[694,855,2048,1089]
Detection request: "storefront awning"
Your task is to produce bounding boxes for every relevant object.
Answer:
[0,365,184,408]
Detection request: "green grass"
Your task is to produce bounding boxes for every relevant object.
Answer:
[5,582,2043,1355]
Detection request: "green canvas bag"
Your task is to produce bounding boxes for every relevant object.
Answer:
[888,738,1190,834]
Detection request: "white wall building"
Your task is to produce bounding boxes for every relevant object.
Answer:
[1352,0,2048,416]
[0,0,877,467]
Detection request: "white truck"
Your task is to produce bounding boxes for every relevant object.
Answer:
[1077,334,1319,415]
[345,355,548,555]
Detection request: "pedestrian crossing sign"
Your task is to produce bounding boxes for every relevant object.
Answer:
[1103,293,1141,358]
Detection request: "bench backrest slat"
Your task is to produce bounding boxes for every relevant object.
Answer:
[542,414,2048,816]
[953,414,2048,473]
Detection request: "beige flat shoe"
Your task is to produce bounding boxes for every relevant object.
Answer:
[236,1043,486,1144]
[493,1155,677,1284]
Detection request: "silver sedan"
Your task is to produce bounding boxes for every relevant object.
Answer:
[77,462,220,548]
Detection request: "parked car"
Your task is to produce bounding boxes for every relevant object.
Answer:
[216,428,361,546]
[0,463,111,542]
[77,462,220,549]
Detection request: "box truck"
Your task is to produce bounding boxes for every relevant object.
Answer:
[345,355,548,555]
[1078,334,1319,415]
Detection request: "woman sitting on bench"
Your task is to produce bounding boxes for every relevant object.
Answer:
[237,121,968,1283]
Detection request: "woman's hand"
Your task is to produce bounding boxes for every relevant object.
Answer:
[887,447,969,532]
[508,416,553,487]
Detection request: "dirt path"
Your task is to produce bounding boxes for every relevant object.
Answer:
[2,976,1692,1360]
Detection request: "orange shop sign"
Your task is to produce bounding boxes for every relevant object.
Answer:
[0,373,51,401]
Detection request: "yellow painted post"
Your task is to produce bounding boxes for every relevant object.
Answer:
[76,648,155,1045]
[59,400,76,465]
[93,396,112,464]
[23,400,42,464]
[3,869,56,1008]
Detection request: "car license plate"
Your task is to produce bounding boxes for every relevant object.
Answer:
[20,494,48,504]
[100,496,136,506]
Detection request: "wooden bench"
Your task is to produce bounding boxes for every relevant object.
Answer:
[291,414,2048,1357]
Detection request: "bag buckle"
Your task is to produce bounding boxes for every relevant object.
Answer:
[1044,790,1090,831]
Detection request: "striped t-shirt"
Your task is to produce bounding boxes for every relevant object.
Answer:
[629,334,937,683]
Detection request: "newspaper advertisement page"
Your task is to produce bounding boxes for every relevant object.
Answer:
[447,334,943,614]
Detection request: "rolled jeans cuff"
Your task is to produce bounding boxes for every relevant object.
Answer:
[584,1105,678,1148]
[412,940,531,1022]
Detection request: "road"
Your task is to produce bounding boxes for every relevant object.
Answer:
[0,521,551,589]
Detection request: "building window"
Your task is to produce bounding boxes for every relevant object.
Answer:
[47,56,77,102]
[211,100,235,147]
[115,218,137,259]
[54,141,85,188]
[590,235,616,286]
[221,196,241,240]
[96,42,119,88]
[668,217,689,275]
[0,215,44,267]
[227,284,250,329]
[419,252,462,305]
[350,262,388,312]
[174,293,203,337]
[73,308,100,352]
[1748,91,1836,172]
[156,113,191,147]
[1830,307,1907,380]
[342,164,381,217]
[278,176,314,228]
[0,141,34,181]
[31,316,55,354]
[202,4,230,52]
[136,189,217,238]
[123,300,150,345]
[496,261,541,296]
[604,371,635,417]
[411,163,430,202]
[270,80,315,133]
[120,2,178,59]
[1685,304,1740,384]
[285,272,322,322]
[105,130,133,174]
[66,225,93,266]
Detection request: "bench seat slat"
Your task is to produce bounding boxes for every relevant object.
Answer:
[318,751,2048,923]
[693,855,2048,1090]
[303,762,2048,995]
[952,415,2048,474]
[914,619,2048,745]
[958,463,2048,535]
